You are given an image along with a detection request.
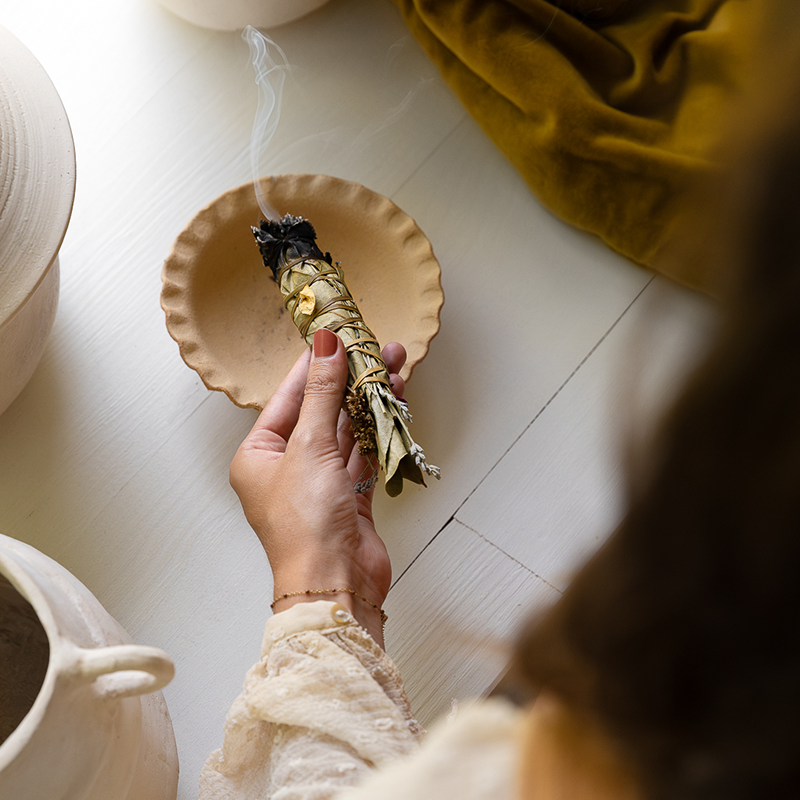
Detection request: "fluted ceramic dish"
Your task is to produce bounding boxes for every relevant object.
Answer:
[161,174,443,410]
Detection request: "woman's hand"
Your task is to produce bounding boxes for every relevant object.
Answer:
[230,328,407,647]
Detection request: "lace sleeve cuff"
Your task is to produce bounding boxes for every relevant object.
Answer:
[200,601,422,800]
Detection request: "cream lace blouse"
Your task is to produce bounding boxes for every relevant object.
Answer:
[199,601,521,800]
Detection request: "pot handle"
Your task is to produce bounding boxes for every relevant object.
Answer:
[72,645,175,699]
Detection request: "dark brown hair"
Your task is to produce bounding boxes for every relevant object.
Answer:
[513,32,800,800]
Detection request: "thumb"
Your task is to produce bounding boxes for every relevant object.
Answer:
[293,328,348,451]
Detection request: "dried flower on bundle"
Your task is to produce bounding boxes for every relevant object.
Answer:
[253,214,440,496]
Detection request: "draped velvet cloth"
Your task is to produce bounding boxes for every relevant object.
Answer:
[390,0,771,294]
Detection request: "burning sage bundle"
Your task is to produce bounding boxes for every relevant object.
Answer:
[253,214,439,497]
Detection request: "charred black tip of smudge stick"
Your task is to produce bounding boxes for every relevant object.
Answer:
[252,213,332,280]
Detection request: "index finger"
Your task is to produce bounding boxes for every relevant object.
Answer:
[244,347,312,450]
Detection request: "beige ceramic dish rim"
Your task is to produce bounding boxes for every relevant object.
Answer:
[161,174,444,410]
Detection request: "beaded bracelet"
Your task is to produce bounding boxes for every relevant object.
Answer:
[270,588,388,625]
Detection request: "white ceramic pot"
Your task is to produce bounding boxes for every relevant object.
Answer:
[0,26,75,417]
[0,534,179,800]
[156,0,330,31]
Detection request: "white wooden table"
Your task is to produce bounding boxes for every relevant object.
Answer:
[0,1,715,796]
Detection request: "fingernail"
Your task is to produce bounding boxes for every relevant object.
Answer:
[313,328,338,358]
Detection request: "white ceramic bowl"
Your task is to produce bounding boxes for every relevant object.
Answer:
[0,534,178,800]
[156,0,330,31]
[0,26,75,417]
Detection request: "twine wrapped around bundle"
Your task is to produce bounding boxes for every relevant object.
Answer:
[253,214,439,496]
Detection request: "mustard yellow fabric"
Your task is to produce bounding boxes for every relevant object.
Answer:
[390,0,770,294]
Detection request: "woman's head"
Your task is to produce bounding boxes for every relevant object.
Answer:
[513,30,800,800]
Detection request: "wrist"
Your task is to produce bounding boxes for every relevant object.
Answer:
[269,549,358,589]
[271,559,386,609]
